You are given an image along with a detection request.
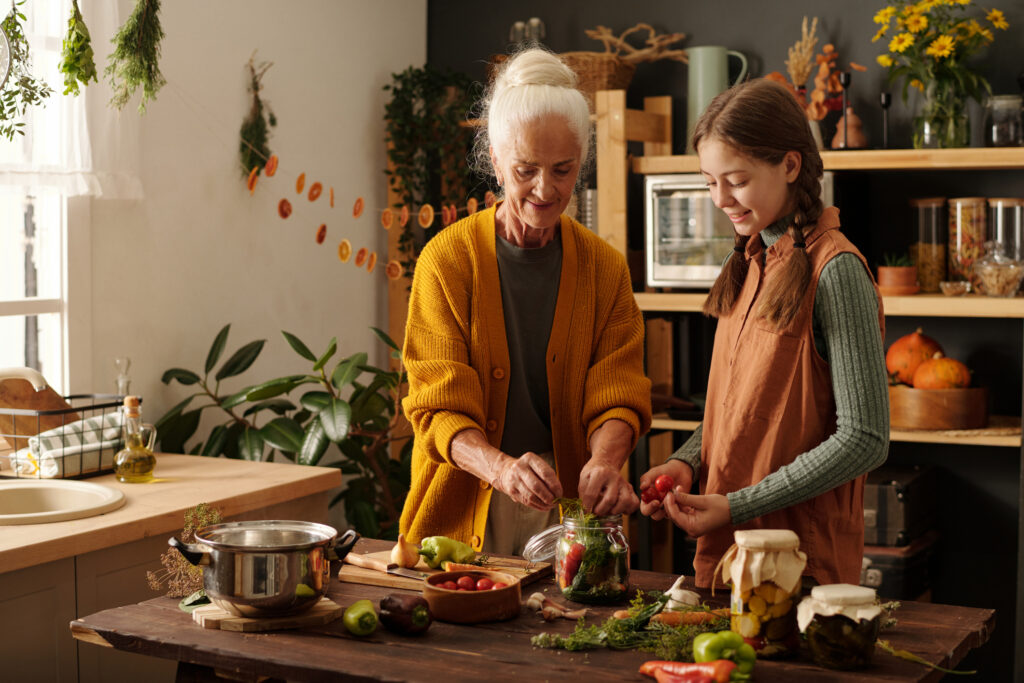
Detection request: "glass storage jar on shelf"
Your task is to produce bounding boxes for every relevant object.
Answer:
[988,197,1024,262]
[948,197,987,292]
[984,95,1023,147]
[797,584,883,670]
[909,197,946,292]
[974,240,1024,297]
[718,529,807,658]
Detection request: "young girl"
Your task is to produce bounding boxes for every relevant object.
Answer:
[639,78,889,588]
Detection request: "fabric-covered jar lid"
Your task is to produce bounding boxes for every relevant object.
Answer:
[734,528,800,551]
[797,583,882,632]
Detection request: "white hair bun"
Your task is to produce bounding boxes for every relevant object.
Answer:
[495,48,577,92]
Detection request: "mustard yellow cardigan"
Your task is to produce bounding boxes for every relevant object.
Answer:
[399,206,652,551]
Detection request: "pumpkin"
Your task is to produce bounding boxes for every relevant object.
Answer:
[885,327,943,385]
[912,352,971,389]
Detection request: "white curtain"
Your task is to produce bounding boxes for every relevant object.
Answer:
[0,0,142,199]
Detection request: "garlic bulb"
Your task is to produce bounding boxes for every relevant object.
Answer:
[665,574,701,610]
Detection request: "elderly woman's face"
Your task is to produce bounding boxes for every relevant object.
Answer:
[491,115,581,233]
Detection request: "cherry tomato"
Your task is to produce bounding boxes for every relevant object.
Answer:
[492,582,508,590]
[476,577,494,591]
[456,575,476,591]
[440,580,457,591]
[640,486,658,503]
[655,475,676,495]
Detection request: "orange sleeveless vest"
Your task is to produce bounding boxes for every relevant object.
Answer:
[695,207,884,588]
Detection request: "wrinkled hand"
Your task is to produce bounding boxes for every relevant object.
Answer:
[661,491,731,537]
[638,460,694,521]
[578,460,639,516]
[493,452,563,511]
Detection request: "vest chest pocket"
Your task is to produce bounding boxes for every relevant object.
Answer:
[726,324,805,423]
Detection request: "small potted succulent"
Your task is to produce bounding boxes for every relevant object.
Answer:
[877,252,919,295]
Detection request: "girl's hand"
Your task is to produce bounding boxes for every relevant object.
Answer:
[493,451,563,511]
[638,460,694,520]
[661,491,731,537]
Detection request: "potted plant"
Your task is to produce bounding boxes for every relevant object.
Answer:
[155,325,411,539]
[877,251,919,295]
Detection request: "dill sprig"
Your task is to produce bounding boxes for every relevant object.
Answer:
[146,503,222,598]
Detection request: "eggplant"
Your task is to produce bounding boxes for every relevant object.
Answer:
[379,594,433,635]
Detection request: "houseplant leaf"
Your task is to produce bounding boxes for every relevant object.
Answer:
[331,352,367,390]
[215,340,266,381]
[245,375,305,401]
[154,395,196,430]
[220,387,251,410]
[205,324,231,374]
[298,416,329,466]
[320,398,352,443]
[259,417,304,454]
[201,424,228,457]
[371,326,400,352]
[243,398,295,417]
[161,368,200,385]
[312,337,337,372]
[238,427,265,461]
[158,409,201,454]
[300,391,331,413]
[282,330,317,362]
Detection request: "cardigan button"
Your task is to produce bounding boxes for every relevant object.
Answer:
[471,535,482,549]
[492,367,505,380]
[486,419,498,431]
[479,479,491,490]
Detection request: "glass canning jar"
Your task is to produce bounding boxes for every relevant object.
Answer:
[909,197,946,292]
[948,197,987,291]
[797,584,883,670]
[984,95,1023,147]
[988,197,1024,263]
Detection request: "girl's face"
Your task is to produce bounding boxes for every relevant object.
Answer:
[697,136,801,237]
[491,115,581,237]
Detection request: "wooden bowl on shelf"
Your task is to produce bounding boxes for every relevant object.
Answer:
[889,385,988,430]
[422,570,521,624]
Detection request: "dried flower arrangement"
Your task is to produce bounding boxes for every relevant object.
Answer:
[583,23,688,64]
[146,503,222,598]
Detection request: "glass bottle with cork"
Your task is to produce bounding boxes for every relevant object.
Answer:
[114,395,157,482]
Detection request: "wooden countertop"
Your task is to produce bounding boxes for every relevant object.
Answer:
[0,454,340,574]
[71,538,996,682]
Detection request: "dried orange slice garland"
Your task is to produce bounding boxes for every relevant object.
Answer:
[399,205,410,228]
[385,260,403,280]
[418,204,434,228]
[316,224,327,244]
[366,252,377,273]
[264,155,278,177]
[278,198,292,219]
[296,173,306,194]
[354,247,368,267]
[308,182,323,202]
[467,197,478,214]
[484,190,497,208]
[330,187,335,208]
[353,197,365,219]
[246,166,259,194]
[338,239,352,262]
[381,208,394,230]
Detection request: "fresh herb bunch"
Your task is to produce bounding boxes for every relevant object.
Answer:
[59,0,97,96]
[0,1,53,140]
[239,53,276,179]
[146,503,222,598]
[106,0,165,113]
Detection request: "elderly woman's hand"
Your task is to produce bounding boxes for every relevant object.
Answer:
[493,451,563,511]
[578,461,640,516]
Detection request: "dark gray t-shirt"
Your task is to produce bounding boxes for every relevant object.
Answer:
[494,232,562,458]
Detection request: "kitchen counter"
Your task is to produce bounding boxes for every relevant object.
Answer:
[0,454,340,574]
[71,538,995,682]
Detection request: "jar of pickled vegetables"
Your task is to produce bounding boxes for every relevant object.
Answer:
[797,584,883,670]
[718,529,807,658]
[910,197,946,293]
[948,197,987,291]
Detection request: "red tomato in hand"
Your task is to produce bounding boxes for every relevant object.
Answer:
[655,475,676,495]
[476,577,494,591]
[456,575,476,591]
[640,486,659,503]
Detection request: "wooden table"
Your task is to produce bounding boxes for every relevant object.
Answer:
[70,539,995,682]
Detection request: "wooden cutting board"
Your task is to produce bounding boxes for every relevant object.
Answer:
[0,379,79,452]
[191,597,342,632]
[338,550,551,591]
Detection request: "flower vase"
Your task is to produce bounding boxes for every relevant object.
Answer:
[913,82,969,149]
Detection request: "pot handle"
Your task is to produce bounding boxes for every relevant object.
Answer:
[168,536,210,566]
[328,529,360,561]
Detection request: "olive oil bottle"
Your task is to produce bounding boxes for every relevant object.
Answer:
[114,395,156,482]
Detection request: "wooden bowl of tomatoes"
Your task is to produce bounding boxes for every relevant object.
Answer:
[422,570,521,624]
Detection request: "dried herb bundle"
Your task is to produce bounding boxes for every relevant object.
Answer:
[146,503,222,598]
[59,0,97,96]
[239,52,276,179]
[785,16,818,89]
[0,1,53,140]
[106,0,165,113]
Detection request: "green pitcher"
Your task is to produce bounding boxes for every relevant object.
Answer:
[686,46,749,153]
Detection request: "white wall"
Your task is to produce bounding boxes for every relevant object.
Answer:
[79,1,426,430]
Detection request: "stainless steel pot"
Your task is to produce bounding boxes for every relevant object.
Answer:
[169,520,359,618]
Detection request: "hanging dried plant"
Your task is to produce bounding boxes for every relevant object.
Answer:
[145,503,222,598]
[105,0,165,113]
[59,0,97,96]
[239,52,276,179]
[0,0,53,140]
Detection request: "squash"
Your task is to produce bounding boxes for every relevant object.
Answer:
[885,327,943,385]
[912,352,971,389]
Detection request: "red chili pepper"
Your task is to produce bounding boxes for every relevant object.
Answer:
[654,670,712,683]
[639,660,737,683]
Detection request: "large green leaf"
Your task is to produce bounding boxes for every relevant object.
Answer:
[205,324,231,375]
[155,395,196,430]
[220,387,251,410]
[313,337,337,372]
[215,340,266,381]
[245,375,305,401]
[300,391,331,413]
[222,423,244,459]
[161,368,200,385]
[371,326,400,352]
[259,417,304,453]
[320,398,352,443]
[242,398,296,417]
[331,353,367,391]
[347,499,380,538]
[352,390,389,425]
[281,330,317,362]
[297,416,329,466]
[238,427,265,461]
[201,424,228,457]
[158,409,202,454]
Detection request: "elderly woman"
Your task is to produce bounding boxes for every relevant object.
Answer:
[398,48,652,555]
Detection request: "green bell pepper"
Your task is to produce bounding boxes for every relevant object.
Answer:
[417,536,476,569]
[342,599,378,637]
[693,630,757,678]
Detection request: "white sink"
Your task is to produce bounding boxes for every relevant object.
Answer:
[0,479,126,525]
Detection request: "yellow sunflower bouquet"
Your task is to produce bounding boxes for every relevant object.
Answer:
[872,0,1009,148]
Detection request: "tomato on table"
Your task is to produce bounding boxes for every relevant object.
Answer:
[456,575,476,591]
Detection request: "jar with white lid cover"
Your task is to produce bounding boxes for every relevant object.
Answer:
[716,529,807,658]
[798,583,883,670]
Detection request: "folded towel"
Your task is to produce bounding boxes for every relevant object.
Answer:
[7,410,124,478]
